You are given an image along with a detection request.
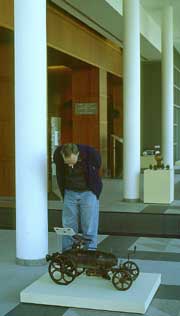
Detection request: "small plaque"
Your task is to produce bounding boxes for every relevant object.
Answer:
[54,227,75,236]
[75,103,97,115]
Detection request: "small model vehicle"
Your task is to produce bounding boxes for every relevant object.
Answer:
[46,234,139,291]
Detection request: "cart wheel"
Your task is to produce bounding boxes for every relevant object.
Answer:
[48,259,64,285]
[76,267,85,276]
[48,257,77,285]
[112,269,132,291]
[123,261,139,280]
[63,257,77,284]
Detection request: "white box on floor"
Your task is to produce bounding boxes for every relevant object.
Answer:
[144,169,174,204]
[20,272,161,314]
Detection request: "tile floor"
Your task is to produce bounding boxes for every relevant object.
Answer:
[1,231,180,316]
[1,172,180,315]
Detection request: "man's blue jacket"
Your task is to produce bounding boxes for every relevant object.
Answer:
[53,144,103,199]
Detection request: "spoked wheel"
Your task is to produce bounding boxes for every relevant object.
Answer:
[48,257,77,285]
[76,267,85,276]
[63,257,77,283]
[123,261,139,280]
[112,269,132,291]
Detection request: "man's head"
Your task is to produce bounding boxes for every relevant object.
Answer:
[61,143,79,166]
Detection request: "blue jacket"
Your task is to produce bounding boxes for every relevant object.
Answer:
[53,144,103,199]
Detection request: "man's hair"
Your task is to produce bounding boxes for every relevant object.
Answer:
[61,143,79,158]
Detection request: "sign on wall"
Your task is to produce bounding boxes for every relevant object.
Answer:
[74,102,98,115]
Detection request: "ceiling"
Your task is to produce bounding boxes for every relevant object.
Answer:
[140,0,180,53]
[51,0,161,60]
[48,47,93,69]
[1,1,178,63]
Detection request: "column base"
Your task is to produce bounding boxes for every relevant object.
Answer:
[122,198,141,203]
[16,257,47,266]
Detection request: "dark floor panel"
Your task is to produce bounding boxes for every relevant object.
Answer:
[132,250,180,262]
[99,212,180,237]
[0,208,15,229]
[2,178,180,236]
[5,303,67,316]
[1,208,180,237]
[168,205,180,209]
[99,236,180,262]
[175,169,180,174]
[175,181,180,199]
[155,284,180,300]
[98,235,138,257]
[0,208,63,231]
[142,205,169,214]
[48,209,62,231]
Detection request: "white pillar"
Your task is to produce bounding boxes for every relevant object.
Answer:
[162,6,174,168]
[14,0,48,264]
[123,0,140,200]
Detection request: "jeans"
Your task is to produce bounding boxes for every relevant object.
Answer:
[62,190,99,251]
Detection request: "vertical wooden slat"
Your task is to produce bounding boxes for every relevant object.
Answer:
[72,67,99,149]
[0,41,15,196]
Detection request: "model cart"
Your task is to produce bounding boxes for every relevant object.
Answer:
[46,228,139,291]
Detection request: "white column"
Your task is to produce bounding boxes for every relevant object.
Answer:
[123,0,140,200]
[162,6,174,168]
[14,0,48,264]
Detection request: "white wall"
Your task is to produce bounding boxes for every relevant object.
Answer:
[106,0,161,54]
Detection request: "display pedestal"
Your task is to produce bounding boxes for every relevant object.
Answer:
[144,169,174,204]
[20,272,161,314]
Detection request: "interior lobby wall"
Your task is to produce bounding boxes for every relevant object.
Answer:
[0,0,123,196]
[141,61,162,152]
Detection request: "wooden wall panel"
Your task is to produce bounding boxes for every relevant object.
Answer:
[107,75,123,138]
[0,0,123,195]
[0,0,13,29]
[72,68,99,100]
[48,71,72,191]
[0,121,14,159]
[48,70,73,145]
[0,161,15,196]
[0,42,14,196]
[0,80,14,120]
[47,6,122,77]
[73,119,99,148]
[107,74,123,177]
[72,68,99,149]
[0,1,122,78]
[60,95,73,144]
[112,82,123,137]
